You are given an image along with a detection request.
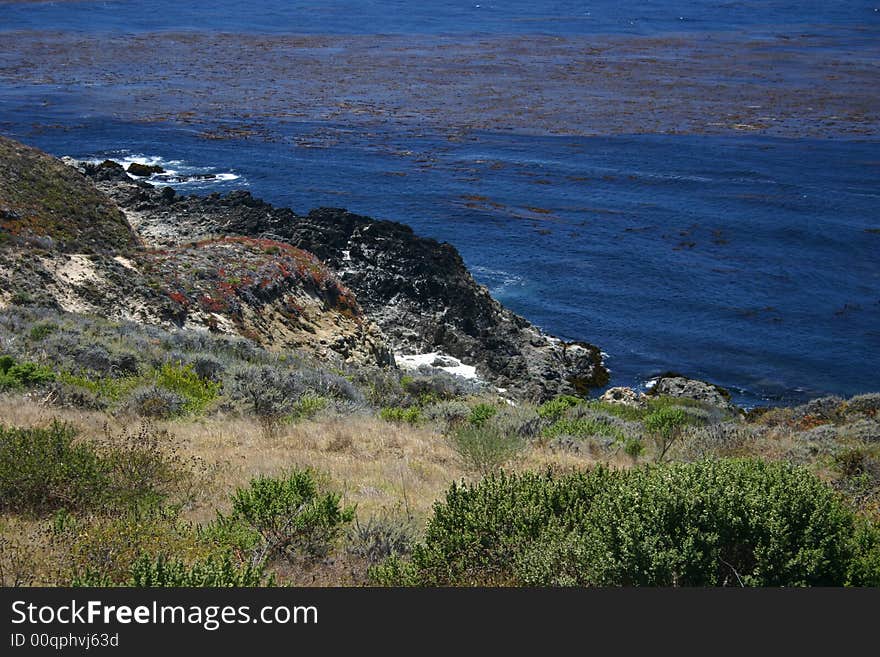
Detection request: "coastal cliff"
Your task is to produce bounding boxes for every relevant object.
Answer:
[0,137,608,399]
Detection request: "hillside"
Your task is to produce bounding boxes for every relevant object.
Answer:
[0,138,389,366]
[0,135,876,588]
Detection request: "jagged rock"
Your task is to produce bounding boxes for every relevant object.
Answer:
[90,178,610,401]
[127,162,165,176]
[649,374,733,409]
[600,386,647,407]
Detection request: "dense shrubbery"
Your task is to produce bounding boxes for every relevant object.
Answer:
[72,553,270,587]
[203,469,355,566]
[372,459,876,586]
[0,421,186,516]
[0,354,54,390]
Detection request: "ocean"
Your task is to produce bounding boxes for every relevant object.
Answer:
[1,0,878,405]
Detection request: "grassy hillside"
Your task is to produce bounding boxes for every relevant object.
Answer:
[0,136,137,254]
[1,307,877,586]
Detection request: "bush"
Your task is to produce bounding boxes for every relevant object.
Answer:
[422,400,471,429]
[72,553,271,587]
[643,406,689,461]
[537,395,583,421]
[347,509,418,566]
[541,416,627,443]
[374,460,868,587]
[0,422,106,515]
[449,424,527,474]
[154,362,221,414]
[205,469,355,566]
[468,403,499,428]
[380,406,422,425]
[127,385,185,419]
[0,421,190,516]
[0,356,55,390]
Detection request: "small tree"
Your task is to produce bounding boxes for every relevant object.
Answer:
[643,406,688,462]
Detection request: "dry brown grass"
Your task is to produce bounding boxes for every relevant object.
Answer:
[0,395,608,529]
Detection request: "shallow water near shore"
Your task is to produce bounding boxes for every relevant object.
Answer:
[1,1,878,406]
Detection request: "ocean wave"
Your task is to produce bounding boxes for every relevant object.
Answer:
[86,151,242,187]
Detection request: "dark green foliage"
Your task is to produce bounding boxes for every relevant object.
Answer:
[0,422,107,515]
[0,355,54,390]
[0,421,187,516]
[468,403,499,428]
[72,553,270,587]
[373,460,871,587]
[205,469,355,565]
[28,322,57,341]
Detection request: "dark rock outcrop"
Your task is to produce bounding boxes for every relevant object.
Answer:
[93,178,609,400]
[127,162,165,177]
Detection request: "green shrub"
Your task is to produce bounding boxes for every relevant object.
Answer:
[371,469,610,586]
[0,421,189,516]
[623,436,644,459]
[541,417,626,442]
[469,403,499,428]
[28,322,58,341]
[72,553,271,587]
[643,406,689,461]
[154,362,221,415]
[537,395,583,420]
[449,424,527,474]
[374,459,866,587]
[380,406,422,425]
[847,519,880,586]
[0,422,106,515]
[288,394,328,421]
[205,469,355,565]
[0,356,55,390]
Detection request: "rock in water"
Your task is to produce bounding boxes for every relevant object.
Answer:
[127,162,165,176]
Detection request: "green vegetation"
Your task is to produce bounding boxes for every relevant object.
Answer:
[0,421,186,516]
[72,553,271,587]
[0,309,878,588]
[373,460,874,586]
[537,395,583,420]
[204,469,355,566]
[380,406,423,425]
[0,355,54,390]
[449,424,527,474]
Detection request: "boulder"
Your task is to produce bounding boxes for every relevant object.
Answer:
[127,162,165,177]
[649,374,733,409]
[600,386,647,407]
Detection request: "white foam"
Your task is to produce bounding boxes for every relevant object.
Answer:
[86,151,241,186]
[395,351,479,380]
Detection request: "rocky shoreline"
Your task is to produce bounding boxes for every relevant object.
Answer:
[0,138,609,401]
[91,163,609,401]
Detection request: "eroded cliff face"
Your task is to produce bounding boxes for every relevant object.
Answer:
[91,170,609,400]
[0,139,390,368]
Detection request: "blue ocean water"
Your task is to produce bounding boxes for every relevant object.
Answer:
[1,1,878,405]
[1,0,877,35]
